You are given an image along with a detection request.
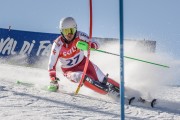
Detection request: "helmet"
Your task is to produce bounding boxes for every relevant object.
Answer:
[59,17,77,36]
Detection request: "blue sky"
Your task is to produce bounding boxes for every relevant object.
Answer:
[0,0,180,59]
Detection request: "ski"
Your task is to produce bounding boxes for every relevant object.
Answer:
[125,96,157,108]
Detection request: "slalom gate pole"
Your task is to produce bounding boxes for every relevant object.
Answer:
[75,0,93,95]
[119,0,125,119]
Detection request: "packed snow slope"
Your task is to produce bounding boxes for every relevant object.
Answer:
[0,41,180,120]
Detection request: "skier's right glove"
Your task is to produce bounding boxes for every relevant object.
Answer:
[50,76,60,81]
[49,77,60,92]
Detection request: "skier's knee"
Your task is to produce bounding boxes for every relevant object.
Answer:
[64,71,83,83]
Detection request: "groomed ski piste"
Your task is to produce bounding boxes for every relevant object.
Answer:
[0,41,180,120]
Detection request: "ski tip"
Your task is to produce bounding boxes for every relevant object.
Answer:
[129,97,135,105]
[151,99,157,108]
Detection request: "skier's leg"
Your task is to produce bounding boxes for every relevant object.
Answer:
[62,58,120,96]
[101,75,120,99]
[84,74,120,97]
[86,60,120,89]
[64,70,121,100]
[64,71,83,83]
[85,60,120,96]
[64,71,109,94]
[83,75,109,94]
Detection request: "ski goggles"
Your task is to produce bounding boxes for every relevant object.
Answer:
[61,28,76,36]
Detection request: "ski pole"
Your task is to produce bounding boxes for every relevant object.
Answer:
[76,41,170,68]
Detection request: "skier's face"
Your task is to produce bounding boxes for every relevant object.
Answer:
[62,28,76,41]
[64,33,75,41]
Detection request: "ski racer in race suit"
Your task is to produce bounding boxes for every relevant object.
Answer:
[48,17,119,96]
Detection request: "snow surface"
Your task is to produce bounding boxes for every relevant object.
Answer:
[0,41,180,120]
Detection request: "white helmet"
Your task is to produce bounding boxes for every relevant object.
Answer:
[59,17,77,33]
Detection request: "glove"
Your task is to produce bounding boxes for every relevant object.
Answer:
[49,77,60,91]
[48,70,60,91]
[50,76,60,81]
[91,42,99,49]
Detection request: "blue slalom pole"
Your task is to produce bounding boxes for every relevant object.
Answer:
[119,0,125,120]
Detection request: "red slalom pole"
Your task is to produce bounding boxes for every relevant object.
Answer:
[75,0,93,94]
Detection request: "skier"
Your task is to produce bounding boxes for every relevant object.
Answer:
[48,17,120,99]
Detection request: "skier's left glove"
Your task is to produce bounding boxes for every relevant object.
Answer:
[50,77,60,82]
[91,42,99,49]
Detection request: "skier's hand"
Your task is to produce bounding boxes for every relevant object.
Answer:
[49,70,60,81]
[76,40,99,50]
[49,77,59,92]
[91,42,99,49]
[50,77,60,88]
[51,77,60,82]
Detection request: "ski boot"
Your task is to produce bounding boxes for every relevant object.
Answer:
[48,77,59,92]
[102,74,120,101]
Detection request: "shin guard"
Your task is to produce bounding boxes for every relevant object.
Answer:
[83,75,109,94]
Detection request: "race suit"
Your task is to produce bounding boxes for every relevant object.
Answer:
[48,31,119,94]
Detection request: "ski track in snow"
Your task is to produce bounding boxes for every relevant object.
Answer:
[1,41,180,120]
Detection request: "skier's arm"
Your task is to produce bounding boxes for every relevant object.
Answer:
[48,40,62,80]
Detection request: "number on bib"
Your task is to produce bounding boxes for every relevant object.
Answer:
[66,54,80,66]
